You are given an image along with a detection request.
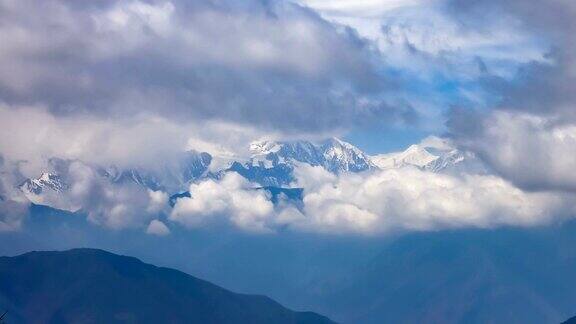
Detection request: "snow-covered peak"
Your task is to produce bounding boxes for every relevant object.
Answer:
[246,138,375,174]
[372,145,436,169]
[22,173,69,194]
[18,172,78,212]
[323,137,365,155]
[249,140,282,156]
[371,137,470,173]
[398,145,439,167]
[320,138,375,173]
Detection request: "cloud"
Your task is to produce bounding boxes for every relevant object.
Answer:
[444,0,576,193]
[146,219,171,236]
[0,0,420,188]
[17,160,163,230]
[299,0,429,18]
[0,0,399,136]
[169,164,576,235]
[66,162,155,229]
[170,173,275,233]
[0,156,29,231]
[292,165,574,234]
[0,152,169,232]
[451,111,576,192]
[446,0,576,116]
[0,104,192,173]
[147,190,169,214]
[0,103,276,175]
[298,0,550,135]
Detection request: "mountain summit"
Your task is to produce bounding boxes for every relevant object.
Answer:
[249,137,376,174]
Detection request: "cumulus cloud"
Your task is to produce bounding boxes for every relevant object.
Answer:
[169,165,576,235]
[16,160,163,230]
[0,153,173,232]
[0,0,399,136]
[299,0,429,18]
[452,111,576,192]
[444,0,576,193]
[0,103,275,174]
[65,162,158,229]
[302,0,546,71]
[294,166,574,234]
[147,190,169,214]
[446,0,576,116]
[298,0,551,134]
[0,104,190,173]
[170,173,275,233]
[146,219,171,236]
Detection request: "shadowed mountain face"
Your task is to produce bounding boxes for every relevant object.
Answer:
[0,249,335,324]
[325,229,576,324]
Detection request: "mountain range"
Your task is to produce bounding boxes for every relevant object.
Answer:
[13,137,479,212]
[0,248,334,324]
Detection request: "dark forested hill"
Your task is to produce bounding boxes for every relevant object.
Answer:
[0,248,335,324]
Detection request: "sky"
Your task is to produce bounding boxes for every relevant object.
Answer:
[0,0,576,238]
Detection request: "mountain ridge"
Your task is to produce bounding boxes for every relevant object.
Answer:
[13,137,475,212]
[0,248,336,324]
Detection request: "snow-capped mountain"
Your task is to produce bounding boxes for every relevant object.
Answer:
[11,136,485,213]
[101,151,213,193]
[17,151,213,211]
[372,145,440,170]
[370,137,482,174]
[19,173,69,195]
[19,172,79,212]
[227,138,376,186]
[249,138,376,174]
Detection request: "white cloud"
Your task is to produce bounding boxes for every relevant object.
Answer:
[455,111,576,192]
[66,161,157,230]
[167,164,576,235]
[292,165,574,234]
[15,160,164,230]
[298,0,429,18]
[170,173,275,233]
[89,0,342,75]
[0,104,277,176]
[0,104,192,174]
[442,1,576,194]
[0,0,388,137]
[147,190,169,214]
[299,0,548,81]
[146,219,171,236]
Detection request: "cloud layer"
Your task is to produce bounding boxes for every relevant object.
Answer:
[0,0,399,136]
[169,164,575,235]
